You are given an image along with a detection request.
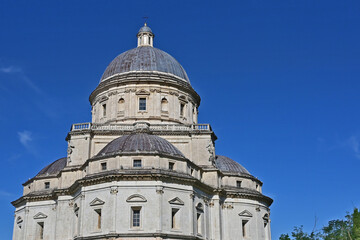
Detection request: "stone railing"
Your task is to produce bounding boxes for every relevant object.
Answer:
[70,122,212,132]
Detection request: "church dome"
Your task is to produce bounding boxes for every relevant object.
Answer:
[36,157,67,177]
[97,133,185,158]
[214,155,251,175]
[100,23,190,83]
[100,46,190,83]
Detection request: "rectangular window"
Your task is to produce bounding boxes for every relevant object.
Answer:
[171,208,179,229]
[95,209,102,230]
[133,159,142,168]
[197,213,202,235]
[44,182,50,189]
[102,104,107,117]
[180,103,185,116]
[169,162,175,170]
[132,207,141,227]
[139,98,146,111]
[101,162,107,171]
[37,222,44,239]
[236,181,242,188]
[242,220,248,237]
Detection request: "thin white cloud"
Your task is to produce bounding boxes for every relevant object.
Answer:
[0,65,42,94]
[348,136,360,159]
[0,190,13,198]
[18,130,32,148]
[0,66,21,73]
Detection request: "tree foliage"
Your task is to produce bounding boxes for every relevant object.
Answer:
[279,208,360,240]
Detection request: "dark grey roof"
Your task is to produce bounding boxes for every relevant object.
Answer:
[214,155,251,175]
[36,157,67,177]
[138,25,152,34]
[97,133,185,158]
[100,46,190,83]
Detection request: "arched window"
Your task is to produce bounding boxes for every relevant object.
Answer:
[118,98,125,113]
[196,203,204,235]
[16,216,23,229]
[161,98,168,112]
[74,204,79,236]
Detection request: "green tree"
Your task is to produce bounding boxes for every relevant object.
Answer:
[279,208,360,240]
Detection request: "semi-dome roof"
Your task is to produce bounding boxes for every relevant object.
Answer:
[36,157,67,177]
[100,46,190,83]
[214,155,251,175]
[97,133,185,158]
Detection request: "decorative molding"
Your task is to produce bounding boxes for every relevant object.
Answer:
[110,187,118,195]
[239,210,253,217]
[196,203,204,211]
[156,186,164,194]
[16,216,23,224]
[89,197,105,206]
[135,89,150,95]
[168,197,184,206]
[126,194,147,202]
[33,212,48,219]
[108,91,118,96]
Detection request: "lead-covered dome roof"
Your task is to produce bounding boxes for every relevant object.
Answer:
[97,133,185,158]
[100,46,190,83]
[215,155,251,175]
[36,157,67,177]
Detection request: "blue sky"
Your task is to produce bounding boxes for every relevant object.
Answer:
[1,0,360,239]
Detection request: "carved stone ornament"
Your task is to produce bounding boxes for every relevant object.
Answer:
[126,194,147,202]
[189,193,195,200]
[110,187,118,195]
[239,210,253,217]
[108,91,118,96]
[89,198,105,206]
[206,140,215,163]
[168,197,184,205]
[69,200,74,207]
[156,186,164,194]
[136,89,150,95]
[33,212,48,219]
[209,201,215,207]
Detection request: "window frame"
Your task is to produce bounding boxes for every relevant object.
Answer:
[139,97,147,111]
[131,206,142,228]
[44,182,50,189]
[101,162,107,171]
[133,159,142,168]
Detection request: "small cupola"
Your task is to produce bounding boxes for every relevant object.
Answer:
[137,23,154,47]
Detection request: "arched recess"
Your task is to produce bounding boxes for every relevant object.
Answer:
[118,97,125,114]
[161,97,168,112]
[126,194,147,202]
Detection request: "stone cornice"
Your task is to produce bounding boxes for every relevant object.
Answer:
[74,232,204,240]
[12,169,273,208]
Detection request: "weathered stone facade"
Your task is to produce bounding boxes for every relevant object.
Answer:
[12,23,273,240]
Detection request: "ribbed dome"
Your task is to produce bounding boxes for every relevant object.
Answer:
[138,25,152,34]
[100,46,190,83]
[36,157,67,177]
[97,133,185,158]
[215,155,251,175]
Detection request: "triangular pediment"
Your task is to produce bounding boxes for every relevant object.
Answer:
[168,197,184,205]
[136,89,150,95]
[89,197,105,206]
[239,210,253,217]
[33,212,48,219]
[16,216,23,223]
[126,194,147,202]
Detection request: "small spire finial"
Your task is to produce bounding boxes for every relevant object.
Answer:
[143,16,149,26]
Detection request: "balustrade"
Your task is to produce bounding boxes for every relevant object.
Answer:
[71,123,211,132]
